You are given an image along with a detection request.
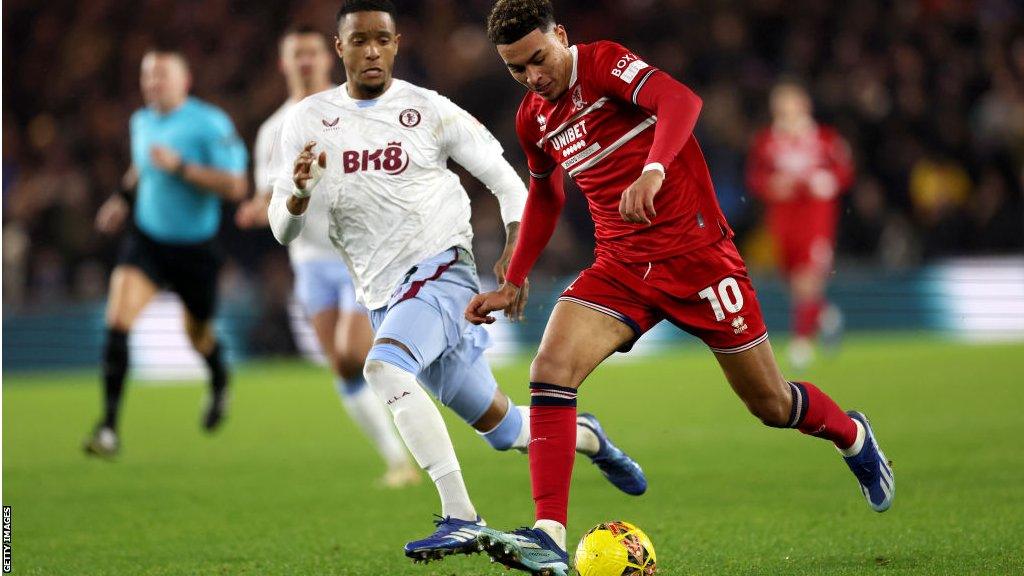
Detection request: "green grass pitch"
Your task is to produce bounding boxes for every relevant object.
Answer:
[3,335,1024,575]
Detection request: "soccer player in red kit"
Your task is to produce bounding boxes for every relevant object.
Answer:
[464,2,893,573]
[747,82,855,369]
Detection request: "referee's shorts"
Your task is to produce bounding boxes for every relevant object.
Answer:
[117,227,223,322]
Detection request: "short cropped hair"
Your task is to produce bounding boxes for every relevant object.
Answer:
[486,0,556,45]
[282,24,325,39]
[142,43,190,71]
[336,0,397,26]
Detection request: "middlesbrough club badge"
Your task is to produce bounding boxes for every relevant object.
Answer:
[399,108,421,127]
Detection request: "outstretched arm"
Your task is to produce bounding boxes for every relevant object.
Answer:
[466,169,565,324]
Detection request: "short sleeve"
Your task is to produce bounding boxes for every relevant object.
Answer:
[591,41,660,106]
[435,95,505,174]
[204,110,248,174]
[515,99,557,178]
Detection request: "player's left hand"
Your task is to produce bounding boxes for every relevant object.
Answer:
[150,146,183,174]
[492,248,530,321]
[619,169,663,226]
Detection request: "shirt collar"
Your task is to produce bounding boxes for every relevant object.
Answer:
[569,45,579,87]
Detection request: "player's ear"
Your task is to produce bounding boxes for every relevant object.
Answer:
[393,33,401,51]
[554,24,568,47]
[334,35,344,60]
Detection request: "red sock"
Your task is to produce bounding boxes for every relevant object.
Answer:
[793,299,824,338]
[789,381,857,449]
[529,382,578,526]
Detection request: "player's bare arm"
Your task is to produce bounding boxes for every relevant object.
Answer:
[467,169,565,325]
[150,145,249,202]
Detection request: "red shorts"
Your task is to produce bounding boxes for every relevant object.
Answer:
[559,238,768,353]
[775,231,835,276]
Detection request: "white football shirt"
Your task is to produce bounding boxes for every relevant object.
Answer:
[255,97,339,264]
[268,80,526,309]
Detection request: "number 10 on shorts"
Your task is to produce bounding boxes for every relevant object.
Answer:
[698,277,744,321]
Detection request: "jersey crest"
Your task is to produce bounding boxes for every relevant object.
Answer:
[399,108,421,127]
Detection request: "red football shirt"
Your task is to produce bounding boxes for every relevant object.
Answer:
[746,125,854,242]
[514,41,731,264]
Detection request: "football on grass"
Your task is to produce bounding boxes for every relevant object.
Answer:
[574,520,657,575]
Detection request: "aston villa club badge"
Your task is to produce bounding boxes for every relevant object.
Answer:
[399,108,421,127]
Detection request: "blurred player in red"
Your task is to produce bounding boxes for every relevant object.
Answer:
[747,82,854,369]
[464,2,892,574]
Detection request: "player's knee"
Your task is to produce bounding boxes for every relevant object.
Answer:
[105,313,134,333]
[362,358,388,382]
[530,350,576,387]
[364,342,420,379]
[746,393,791,428]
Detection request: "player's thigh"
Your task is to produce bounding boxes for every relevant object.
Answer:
[372,298,449,370]
[714,339,790,425]
[531,300,635,389]
[105,265,159,330]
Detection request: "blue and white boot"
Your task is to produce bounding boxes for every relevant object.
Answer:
[843,411,894,512]
[577,412,648,495]
[477,526,570,576]
[404,515,487,562]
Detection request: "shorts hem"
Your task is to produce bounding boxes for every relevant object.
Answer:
[708,330,769,354]
[557,296,644,352]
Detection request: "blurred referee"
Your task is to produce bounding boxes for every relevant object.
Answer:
[85,48,248,457]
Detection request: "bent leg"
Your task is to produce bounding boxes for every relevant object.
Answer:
[714,338,857,447]
[363,299,475,520]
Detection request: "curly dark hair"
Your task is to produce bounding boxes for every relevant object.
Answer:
[486,0,556,45]
[336,0,397,26]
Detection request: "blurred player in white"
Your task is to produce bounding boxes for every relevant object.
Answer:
[236,25,418,488]
[268,0,645,563]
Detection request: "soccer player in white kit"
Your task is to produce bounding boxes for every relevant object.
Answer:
[236,26,419,488]
[267,0,647,563]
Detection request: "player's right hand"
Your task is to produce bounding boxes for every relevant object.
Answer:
[466,282,525,324]
[293,141,327,198]
[95,194,129,235]
[235,198,267,229]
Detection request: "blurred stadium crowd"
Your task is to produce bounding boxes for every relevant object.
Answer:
[4,0,1023,310]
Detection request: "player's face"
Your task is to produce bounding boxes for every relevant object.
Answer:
[336,11,400,99]
[140,53,190,111]
[280,33,332,88]
[770,86,812,126]
[497,26,572,101]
